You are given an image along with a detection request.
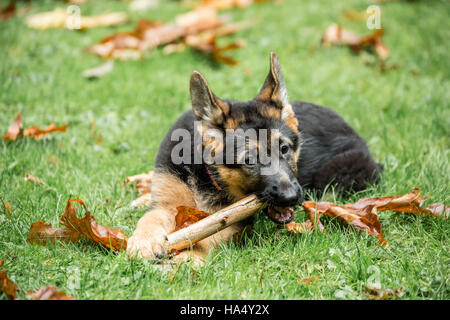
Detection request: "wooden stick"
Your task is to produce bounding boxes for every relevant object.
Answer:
[165,195,265,252]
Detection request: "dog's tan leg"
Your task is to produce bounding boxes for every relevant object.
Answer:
[127,172,196,259]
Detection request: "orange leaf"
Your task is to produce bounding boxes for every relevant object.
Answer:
[27,285,75,300]
[23,123,68,140]
[285,220,314,234]
[301,188,447,245]
[322,24,390,61]
[175,206,210,231]
[59,198,128,251]
[2,112,22,141]
[27,221,80,245]
[0,261,19,300]
[298,276,321,286]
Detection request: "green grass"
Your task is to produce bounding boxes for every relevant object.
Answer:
[1,0,449,300]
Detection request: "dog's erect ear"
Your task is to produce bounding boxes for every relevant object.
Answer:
[256,52,292,118]
[190,71,229,126]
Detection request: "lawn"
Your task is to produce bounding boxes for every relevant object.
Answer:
[0,0,449,300]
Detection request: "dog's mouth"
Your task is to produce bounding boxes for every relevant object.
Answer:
[266,206,295,224]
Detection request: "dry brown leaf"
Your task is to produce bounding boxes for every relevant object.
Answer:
[59,198,128,251]
[3,201,12,219]
[26,8,127,30]
[27,221,80,245]
[24,123,68,139]
[2,112,68,141]
[175,206,210,231]
[86,7,246,63]
[0,1,15,21]
[83,60,114,79]
[27,285,75,300]
[301,188,448,245]
[24,173,46,185]
[0,261,19,300]
[322,24,390,61]
[298,276,321,285]
[365,286,404,300]
[285,220,314,234]
[2,112,22,141]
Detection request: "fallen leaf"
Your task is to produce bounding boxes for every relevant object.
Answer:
[2,112,22,141]
[26,8,127,30]
[59,198,128,251]
[0,261,19,300]
[322,24,390,60]
[27,221,80,245]
[175,206,210,231]
[27,285,75,300]
[83,60,114,79]
[301,188,448,245]
[24,173,46,185]
[285,220,314,233]
[298,276,321,285]
[2,112,68,141]
[3,201,12,219]
[23,123,68,139]
[365,286,404,300]
[86,7,247,64]
[0,1,15,21]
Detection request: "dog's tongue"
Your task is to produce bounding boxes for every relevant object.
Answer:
[267,206,295,224]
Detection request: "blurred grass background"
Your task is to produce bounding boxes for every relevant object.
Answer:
[0,0,449,299]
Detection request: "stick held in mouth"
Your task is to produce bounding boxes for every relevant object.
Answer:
[165,194,265,252]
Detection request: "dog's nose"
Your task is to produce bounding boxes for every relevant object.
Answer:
[268,181,303,207]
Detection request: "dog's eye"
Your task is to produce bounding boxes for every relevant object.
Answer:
[281,144,289,155]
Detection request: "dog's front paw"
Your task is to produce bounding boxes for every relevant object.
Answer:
[127,231,167,260]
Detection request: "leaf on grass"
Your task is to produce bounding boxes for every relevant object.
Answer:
[27,221,80,245]
[2,112,68,141]
[175,206,210,231]
[301,188,448,245]
[86,7,247,64]
[0,1,15,21]
[285,220,314,234]
[298,276,321,286]
[3,201,12,219]
[322,24,390,60]
[0,261,19,300]
[365,286,404,300]
[59,198,128,251]
[24,173,46,185]
[2,112,22,141]
[27,285,75,300]
[26,8,127,30]
[24,123,68,139]
[83,60,114,79]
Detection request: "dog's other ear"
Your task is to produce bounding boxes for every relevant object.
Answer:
[256,52,292,119]
[190,71,229,126]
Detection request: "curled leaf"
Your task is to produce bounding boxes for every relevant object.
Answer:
[27,221,80,245]
[2,112,22,141]
[27,285,75,300]
[0,261,19,300]
[24,173,46,185]
[59,198,128,251]
[322,24,390,61]
[23,123,68,139]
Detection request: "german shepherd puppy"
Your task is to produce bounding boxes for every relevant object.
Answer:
[127,52,381,263]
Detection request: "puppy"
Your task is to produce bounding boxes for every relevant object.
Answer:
[127,52,381,263]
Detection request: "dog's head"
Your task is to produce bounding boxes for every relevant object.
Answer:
[190,52,303,223]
